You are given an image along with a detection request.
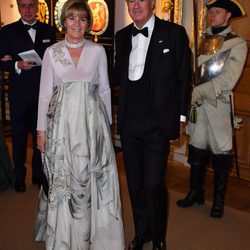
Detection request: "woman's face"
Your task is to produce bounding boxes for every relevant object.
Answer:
[64,10,88,42]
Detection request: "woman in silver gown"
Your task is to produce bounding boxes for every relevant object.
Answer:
[35,0,124,249]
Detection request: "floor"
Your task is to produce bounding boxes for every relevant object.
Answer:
[2,141,250,250]
[2,130,250,250]
[114,151,250,215]
[4,127,250,215]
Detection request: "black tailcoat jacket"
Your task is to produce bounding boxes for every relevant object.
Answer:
[0,19,56,104]
[113,16,191,140]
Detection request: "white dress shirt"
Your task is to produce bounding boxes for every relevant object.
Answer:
[128,15,155,81]
[22,19,37,43]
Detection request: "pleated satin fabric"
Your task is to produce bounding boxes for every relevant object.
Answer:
[35,82,124,250]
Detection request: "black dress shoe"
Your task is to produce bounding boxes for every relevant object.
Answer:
[210,205,224,218]
[14,182,26,193]
[153,241,166,250]
[128,236,145,250]
[176,190,204,208]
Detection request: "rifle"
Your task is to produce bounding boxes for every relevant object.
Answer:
[189,0,200,124]
[229,94,240,182]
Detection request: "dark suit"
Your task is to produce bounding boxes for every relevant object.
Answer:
[0,19,56,188]
[113,16,191,243]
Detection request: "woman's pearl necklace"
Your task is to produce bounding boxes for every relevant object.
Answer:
[64,38,86,49]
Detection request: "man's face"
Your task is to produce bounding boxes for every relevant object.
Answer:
[208,7,231,28]
[17,0,38,24]
[126,0,154,28]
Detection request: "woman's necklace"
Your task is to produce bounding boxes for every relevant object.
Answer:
[64,38,86,49]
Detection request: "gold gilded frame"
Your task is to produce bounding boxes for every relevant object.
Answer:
[54,0,67,32]
[158,0,207,46]
[158,0,183,24]
[37,0,50,24]
[173,0,183,25]
[88,0,109,42]
[190,0,207,48]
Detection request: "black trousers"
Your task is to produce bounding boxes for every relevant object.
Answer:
[120,117,170,242]
[9,100,43,185]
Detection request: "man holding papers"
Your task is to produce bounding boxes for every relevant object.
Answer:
[0,0,56,193]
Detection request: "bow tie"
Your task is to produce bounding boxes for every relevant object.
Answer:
[24,23,38,30]
[132,26,148,37]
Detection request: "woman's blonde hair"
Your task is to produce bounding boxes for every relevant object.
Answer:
[60,0,93,33]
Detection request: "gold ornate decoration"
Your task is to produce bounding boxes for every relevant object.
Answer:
[88,0,109,42]
[198,0,205,38]
[54,0,109,40]
[37,0,49,24]
[161,0,174,21]
[54,0,67,32]
[190,0,206,48]
[173,0,183,25]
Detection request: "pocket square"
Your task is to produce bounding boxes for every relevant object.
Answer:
[163,48,170,54]
[43,39,51,43]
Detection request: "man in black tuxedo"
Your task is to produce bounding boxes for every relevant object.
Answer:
[113,0,191,249]
[0,0,56,193]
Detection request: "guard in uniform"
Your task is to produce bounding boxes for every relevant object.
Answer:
[177,0,248,218]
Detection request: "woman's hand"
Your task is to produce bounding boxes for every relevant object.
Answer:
[37,131,46,152]
[0,55,12,61]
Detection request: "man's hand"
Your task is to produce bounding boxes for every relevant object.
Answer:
[180,121,186,136]
[191,86,203,105]
[17,60,37,70]
[37,131,46,152]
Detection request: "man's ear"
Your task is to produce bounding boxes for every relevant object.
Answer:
[152,0,156,9]
[227,11,232,21]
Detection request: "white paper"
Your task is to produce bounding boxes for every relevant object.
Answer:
[18,49,42,66]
